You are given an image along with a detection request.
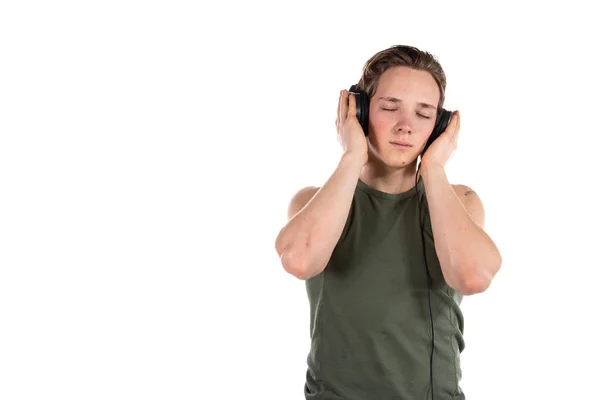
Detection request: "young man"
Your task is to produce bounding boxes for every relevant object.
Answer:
[274,45,502,399]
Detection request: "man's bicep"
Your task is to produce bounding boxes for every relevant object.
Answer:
[287,186,320,220]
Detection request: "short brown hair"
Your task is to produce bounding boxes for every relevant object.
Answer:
[357,45,447,112]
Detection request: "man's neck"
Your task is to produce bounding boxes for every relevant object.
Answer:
[359,160,420,195]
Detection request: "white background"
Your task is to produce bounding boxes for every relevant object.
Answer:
[1,1,599,399]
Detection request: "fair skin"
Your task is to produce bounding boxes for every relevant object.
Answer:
[275,66,502,295]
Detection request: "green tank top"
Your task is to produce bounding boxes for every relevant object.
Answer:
[304,177,466,400]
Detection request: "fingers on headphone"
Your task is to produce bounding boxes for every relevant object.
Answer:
[342,90,350,120]
[450,111,460,137]
[348,92,356,118]
[337,90,345,127]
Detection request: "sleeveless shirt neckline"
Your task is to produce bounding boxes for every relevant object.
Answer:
[356,177,425,200]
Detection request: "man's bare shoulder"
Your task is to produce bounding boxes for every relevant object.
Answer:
[451,184,485,228]
[287,186,320,220]
[451,184,478,197]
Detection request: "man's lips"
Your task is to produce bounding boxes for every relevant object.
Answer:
[390,141,413,148]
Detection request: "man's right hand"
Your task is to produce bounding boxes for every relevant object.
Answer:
[336,90,368,166]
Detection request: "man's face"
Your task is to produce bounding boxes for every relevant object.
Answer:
[367,66,440,167]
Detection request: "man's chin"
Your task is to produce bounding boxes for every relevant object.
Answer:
[384,154,418,168]
[368,151,418,170]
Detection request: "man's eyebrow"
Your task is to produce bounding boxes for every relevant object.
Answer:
[376,96,436,110]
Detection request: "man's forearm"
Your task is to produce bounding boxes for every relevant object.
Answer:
[276,153,363,280]
[421,165,502,294]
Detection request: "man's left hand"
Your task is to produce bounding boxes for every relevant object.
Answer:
[421,110,461,170]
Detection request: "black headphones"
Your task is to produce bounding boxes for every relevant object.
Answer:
[348,84,454,400]
[348,84,453,155]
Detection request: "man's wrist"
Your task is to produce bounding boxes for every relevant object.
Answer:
[340,152,366,172]
[420,162,446,183]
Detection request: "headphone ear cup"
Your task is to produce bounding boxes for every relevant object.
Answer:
[349,85,370,136]
[423,109,453,155]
